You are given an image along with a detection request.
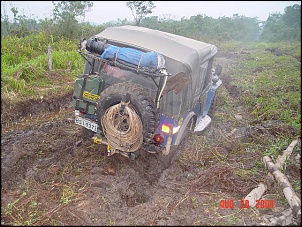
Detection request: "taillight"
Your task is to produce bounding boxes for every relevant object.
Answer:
[153,133,164,145]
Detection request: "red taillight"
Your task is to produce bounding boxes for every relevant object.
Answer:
[79,110,86,115]
[153,134,164,145]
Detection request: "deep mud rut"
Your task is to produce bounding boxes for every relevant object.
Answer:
[1,48,300,226]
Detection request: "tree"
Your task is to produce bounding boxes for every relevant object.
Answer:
[283,4,301,27]
[52,1,93,39]
[1,3,11,36]
[260,4,301,42]
[126,1,155,26]
[141,16,159,29]
[8,5,38,37]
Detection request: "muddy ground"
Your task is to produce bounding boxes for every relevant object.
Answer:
[1,47,301,226]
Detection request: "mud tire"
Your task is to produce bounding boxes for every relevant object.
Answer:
[96,82,159,143]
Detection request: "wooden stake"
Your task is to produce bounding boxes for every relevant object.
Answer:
[47,46,52,71]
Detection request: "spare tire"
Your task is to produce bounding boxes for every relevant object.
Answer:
[96,82,159,143]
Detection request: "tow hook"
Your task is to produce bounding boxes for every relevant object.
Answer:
[107,144,116,156]
[92,134,114,156]
[93,136,103,144]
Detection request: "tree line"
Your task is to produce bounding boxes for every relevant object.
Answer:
[1,1,300,43]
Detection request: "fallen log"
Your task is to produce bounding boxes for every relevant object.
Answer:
[243,139,300,208]
[265,138,300,199]
[261,208,293,226]
[244,183,267,208]
[243,139,300,225]
[274,139,299,170]
[263,156,301,225]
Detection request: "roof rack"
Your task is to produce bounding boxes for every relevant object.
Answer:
[78,50,171,78]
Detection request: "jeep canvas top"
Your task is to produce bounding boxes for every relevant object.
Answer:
[72,25,222,167]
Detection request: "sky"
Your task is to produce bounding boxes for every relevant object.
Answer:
[1,1,301,24]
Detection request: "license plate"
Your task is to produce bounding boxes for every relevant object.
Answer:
[75,116,98,132]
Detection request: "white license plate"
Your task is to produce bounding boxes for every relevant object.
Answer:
[75,116,98,132]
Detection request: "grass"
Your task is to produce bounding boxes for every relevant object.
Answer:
[228,42,301,134]
[1,188,44,226]
[263,137,292,160]
[292,180,301,193]
[216,41,301,157]
[1,33,83,104]
[60,187,76,205]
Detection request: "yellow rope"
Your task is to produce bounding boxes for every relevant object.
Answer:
[101,101,143,153]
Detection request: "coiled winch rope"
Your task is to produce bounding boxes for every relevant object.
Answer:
[101,101,143,153]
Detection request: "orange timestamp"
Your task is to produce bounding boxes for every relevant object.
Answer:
[220,199,274,209]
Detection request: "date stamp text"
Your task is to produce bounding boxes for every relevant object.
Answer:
[220,199,274,209]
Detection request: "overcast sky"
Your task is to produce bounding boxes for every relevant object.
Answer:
[1,1,300,24]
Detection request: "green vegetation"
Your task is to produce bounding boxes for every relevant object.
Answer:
[1,33,83,100]
[1,2,300,42]
[1,189,44,226]
[228,42,301,133]
[260,4,301,42]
